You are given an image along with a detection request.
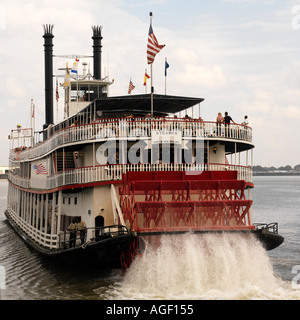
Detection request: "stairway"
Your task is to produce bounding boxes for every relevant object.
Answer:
[56,151,76,172]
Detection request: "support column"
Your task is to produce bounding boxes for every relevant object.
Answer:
[56,190,62,234]
[29,192,33,226]
[24,191,28,223]
[248,188,253,224]
[35,194,40,240]
[39,194,44,236]
[17,188,21,217]
[51,192,56,236]
[207,140,210,170]
[21,190,25,220]
[29,193,33,227]
[234,142,237,169]
[45,193,49,235]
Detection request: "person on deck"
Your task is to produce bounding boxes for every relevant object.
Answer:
[77,217,87,245]
[216,112,224,136]
[67,219,77,248]
[223,112,235,137]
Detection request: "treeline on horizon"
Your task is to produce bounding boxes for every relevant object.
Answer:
[253,164,300,172]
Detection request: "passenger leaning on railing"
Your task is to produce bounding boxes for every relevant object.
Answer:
[67,218,77,248]
[241,115,249,140]
[223,112,235,137]
[242,115,249,126]
[216,112,224,136]
[77,217,87,245]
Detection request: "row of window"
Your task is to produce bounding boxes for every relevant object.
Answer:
[62,197,77,205]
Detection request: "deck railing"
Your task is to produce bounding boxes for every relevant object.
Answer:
[8,174,30,188]
[6,204,130,251]
[46,163,253,189]
[58,225,130,250]
[6,205,58,249]
[10,118,252,161]
[8,162,253,190]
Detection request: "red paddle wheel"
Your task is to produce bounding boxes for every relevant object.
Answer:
[120,237,140,271]
[118,170,254,269]
[119,171,254,235]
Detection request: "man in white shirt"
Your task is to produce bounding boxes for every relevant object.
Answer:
[242,115,249,126]
[241,115,249,140]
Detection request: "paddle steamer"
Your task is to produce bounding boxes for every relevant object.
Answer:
[5,24,283,268]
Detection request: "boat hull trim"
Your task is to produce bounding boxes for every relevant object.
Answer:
[4,208,283,271]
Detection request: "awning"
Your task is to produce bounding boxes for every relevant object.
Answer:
[92,93,204,115]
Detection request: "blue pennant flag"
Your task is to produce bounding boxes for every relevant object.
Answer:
[165,60,170,76]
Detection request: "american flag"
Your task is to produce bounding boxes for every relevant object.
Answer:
[147,25,165,65]
[128,80,135,94]
[33,163,48,175]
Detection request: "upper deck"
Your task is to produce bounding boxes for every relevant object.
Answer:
[9,93,252,161]
[10,116,253,162]
[8,93,254,189]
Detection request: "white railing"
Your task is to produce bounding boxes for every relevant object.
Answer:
[6,205,58,249]
[45,162,253,189]
[8,173,30,188]
[8,163,253,190]
[10,118,252,161]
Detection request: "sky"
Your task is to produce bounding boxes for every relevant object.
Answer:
[0,0,300,167]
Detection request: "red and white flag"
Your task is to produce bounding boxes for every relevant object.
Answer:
[56,78,59,102]
[128,80,135,94]
[147,25,165,64]
[143,72,150,86]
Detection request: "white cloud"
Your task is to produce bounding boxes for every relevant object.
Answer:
[177,63,227,88]
[0,0,299,168]
[282,105,300,120]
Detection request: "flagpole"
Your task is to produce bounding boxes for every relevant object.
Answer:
[150,12,154,116]
[57,90,58,123]
[76,73,79,113]
[31,98,35,147]
[56,77,59,123]
[165,57,167,95]
[145,68,147,94]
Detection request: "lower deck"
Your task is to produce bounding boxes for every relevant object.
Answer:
[5,169,284,269]
[6,170,254,251]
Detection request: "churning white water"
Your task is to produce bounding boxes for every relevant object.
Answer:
[105,233,300,300]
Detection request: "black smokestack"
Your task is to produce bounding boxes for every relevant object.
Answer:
[92,25,103,80]
[43,24,54,130]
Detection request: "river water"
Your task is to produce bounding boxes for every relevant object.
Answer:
[0,176,300,300]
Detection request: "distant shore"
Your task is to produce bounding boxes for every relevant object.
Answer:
[253,172,300,176]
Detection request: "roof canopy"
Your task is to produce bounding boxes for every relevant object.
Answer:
[90,94,204,116]
[50,93,205,136]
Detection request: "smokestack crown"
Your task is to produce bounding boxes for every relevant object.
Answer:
[43,24,54,36]
[92,25,103,38]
